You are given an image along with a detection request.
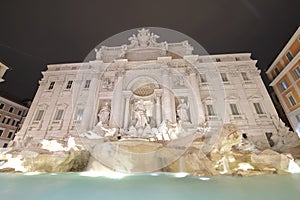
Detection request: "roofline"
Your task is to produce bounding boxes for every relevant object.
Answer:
[0,62,9,70]
[46,53,253,67]
[0,96,29,109]
[269,52,300,86]
[266,26,300,74]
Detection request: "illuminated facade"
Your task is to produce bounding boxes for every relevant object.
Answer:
[15,29,291,149]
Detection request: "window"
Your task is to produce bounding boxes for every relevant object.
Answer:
[74,108,84,121]
[3,143,8,148]
[54,109,64,121]
[48,81,55,90]
[253,103,264,114]
[220,73,228,82]
[12,120,19,127]
[274,67,280,75]
[241,72,249,81]
[288,94,297,106]
[206,105,215,116]
[280,80,288,91]
[8,107,14,113]
[293,67,300,79]
[216,58,221,62]
[280,60,286,68]
[7,131,14,138]
[0,129,3,137]
[296,114,300,122]
[34,110,44,121]
[66,80,73,89]
[286,52,293,61]
[230,104,239,115]
[0,103,4,109]
[200,74,207,83]
[18,110,22,116]
[84,80,91,88]
[2,117,10,124]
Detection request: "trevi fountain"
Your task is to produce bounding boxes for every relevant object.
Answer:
[0,28,300,200]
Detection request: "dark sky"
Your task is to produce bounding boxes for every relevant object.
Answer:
[0,0,299,100]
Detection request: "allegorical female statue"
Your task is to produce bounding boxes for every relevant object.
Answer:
[98,102,111,125]
[176,98,189,122]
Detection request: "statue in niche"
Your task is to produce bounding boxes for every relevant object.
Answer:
[98,102,111,125]
[176,98,189,122]
[133,100,149,128]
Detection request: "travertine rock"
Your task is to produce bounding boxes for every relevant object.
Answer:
[0,149,90,172]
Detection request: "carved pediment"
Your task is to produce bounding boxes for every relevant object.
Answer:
[225,95,239,102]
[202,96,216,103]
[248,95,263,101]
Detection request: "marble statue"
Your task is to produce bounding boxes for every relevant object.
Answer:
[128,34,139,48]
[81,131,103,140]
[134,100,149,128]
[137,28,151,47]
[100,126,117,137]
[176,98,189,122]
[98,102,111,125]
[127,28,162,48]
[95,47,103,60]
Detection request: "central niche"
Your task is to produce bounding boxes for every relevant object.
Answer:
[127,77,160,133]
[133,83,156,96]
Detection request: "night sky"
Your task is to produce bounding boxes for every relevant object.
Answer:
[0,0,299,100]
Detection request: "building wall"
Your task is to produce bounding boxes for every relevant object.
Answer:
[266,26,300,135]
[0,96,29,147]
[15,53,281,149]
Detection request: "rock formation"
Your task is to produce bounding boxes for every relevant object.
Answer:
[1,124,300,176]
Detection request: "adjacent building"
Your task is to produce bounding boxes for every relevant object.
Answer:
[0,94,29,147]
[14,28,291,149]
[266,27,300,136]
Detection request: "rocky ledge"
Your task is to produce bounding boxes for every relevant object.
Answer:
[0,125,300,176]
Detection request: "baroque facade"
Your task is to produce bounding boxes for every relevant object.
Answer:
[266,27,300,136]
[15,29,292,149]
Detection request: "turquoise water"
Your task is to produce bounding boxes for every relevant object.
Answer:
[1,173,300,200]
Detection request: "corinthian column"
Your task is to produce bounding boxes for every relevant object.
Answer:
[123,91,132,130]
[81,75,99,130]
[189,72,205,124]
[162,68,176,123]
[155,90,162,126]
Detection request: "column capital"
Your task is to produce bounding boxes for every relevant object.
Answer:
[154,89,163,97]
[123,90,132,98]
